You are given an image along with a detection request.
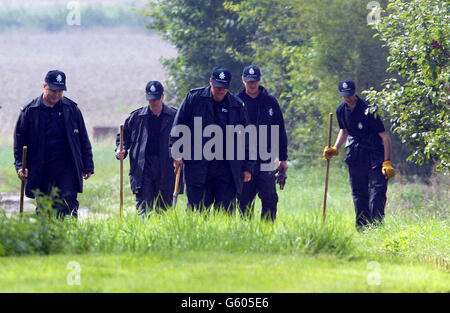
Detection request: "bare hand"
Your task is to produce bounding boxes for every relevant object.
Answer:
[116,149,126,160]
[83,173,92,180]
[173,158,184,174]
[279,160,288,172]
[18,168,28,181]
[243,170,252,183]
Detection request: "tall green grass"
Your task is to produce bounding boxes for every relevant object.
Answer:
[0,208,357,257]
[0,146,448,271]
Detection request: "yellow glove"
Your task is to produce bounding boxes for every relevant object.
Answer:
[382,161,396,179]
[323,146,339,160]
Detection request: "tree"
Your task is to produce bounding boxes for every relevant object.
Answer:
[365,0,449,170]
[231,0,393,164]
[144,0,257,102]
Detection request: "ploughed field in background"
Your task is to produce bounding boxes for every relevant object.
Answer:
[0,27,176,144]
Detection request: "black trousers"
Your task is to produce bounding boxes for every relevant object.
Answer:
[348,156,388,227]
[135,157,172,216]
[237,165,278,221]
[37,164,79,218]
[186,161,236,213]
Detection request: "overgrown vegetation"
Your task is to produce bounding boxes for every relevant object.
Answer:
[144,0,448,176]
[0,209,356,257]
[0,147,448,271]
[365,0,450,170]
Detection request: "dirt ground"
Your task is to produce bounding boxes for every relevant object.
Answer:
[0,191,109,219]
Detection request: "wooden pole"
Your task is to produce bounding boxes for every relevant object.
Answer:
[172,167,181,208]
[323,113,333,222]
[173,167,181,209]
[119,125,124,218]
[19,146,28,215]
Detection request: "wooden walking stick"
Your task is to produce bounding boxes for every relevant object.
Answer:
[172,166,181,208]
[322,113,333,222]
[19,146,28,215]
[119,125,124,218]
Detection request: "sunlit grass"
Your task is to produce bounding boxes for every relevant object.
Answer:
[0,146,448,292]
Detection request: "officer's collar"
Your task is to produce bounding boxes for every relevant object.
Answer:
[344,95,363,112]
[39,94,62,109]
[203,86,242,108]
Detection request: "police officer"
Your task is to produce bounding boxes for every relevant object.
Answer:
[171,67,253,213]
[323,79,396,229]
[14,70,94,218]
[116,81,178,216]
[236,65,288,221]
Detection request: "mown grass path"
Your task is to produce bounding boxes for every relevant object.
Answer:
[1,252,448,292]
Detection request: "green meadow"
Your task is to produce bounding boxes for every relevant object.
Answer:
[0,146,448,292]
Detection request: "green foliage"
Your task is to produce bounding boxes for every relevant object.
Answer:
[143,0,257,101]
[0,191,68,256]
[216,0,393,165]
[144,0,440,175]
[381,229,415,254]
[365,0,450,170]
[0,209,357,257]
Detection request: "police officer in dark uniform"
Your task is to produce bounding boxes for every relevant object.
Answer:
[236,65,288,221]
[14,70,94,218]
[170,67,253,213]
[323,79,396,229]
[116,81,178,216]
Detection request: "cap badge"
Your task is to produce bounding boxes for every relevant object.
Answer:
[219,72,225,80]
[249,68,255,75]
[342,82,348,89]
[56,74,62,83]
[150,85,156,92]
[358,122,363,129]
[268,108,274,116]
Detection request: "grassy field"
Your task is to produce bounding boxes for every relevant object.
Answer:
[0,146,448,292]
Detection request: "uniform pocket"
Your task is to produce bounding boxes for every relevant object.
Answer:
[345,143,360,165]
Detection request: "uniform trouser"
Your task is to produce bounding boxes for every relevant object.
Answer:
[237,166,278,221]
[186,162,236,213]
[37,164,79,219]
[348,157,388,227]
[135,157,172,216]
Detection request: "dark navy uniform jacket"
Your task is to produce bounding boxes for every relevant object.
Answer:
[336,96,385,168]
[237,86,288,162]
[169,86,254,195]
[116,104,177,194]
[14,95,94,198]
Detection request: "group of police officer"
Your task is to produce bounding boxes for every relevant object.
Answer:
[14,67,395,228]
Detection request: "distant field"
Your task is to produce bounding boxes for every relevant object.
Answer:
[0,27,177,145]
[0,0,148,30]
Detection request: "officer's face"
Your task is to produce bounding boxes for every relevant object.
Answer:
[343,94,357,106]
[43,83,64,105]
[210,79,228,102]
[243,78,260,96]
[148,94,164,107]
